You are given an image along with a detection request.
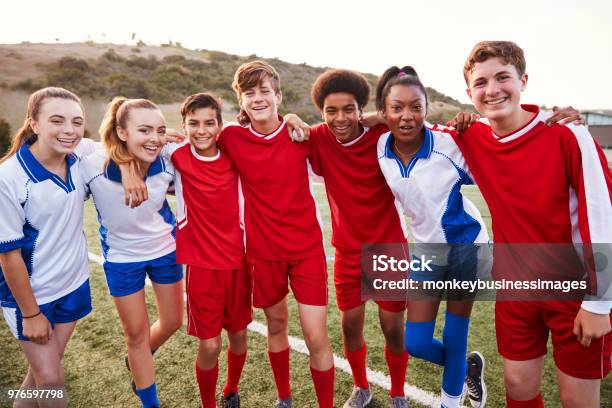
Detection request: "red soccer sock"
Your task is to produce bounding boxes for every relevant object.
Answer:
[310,366,335,408]
[268,347,291,400]
[344,342,369,389]
[223,349,247,397]
[384,346,409,397]
[195,362,218,408]
[506,393,544,408]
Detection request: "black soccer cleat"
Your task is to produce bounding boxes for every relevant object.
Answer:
[465,351,487,407]
[222,392,241,408]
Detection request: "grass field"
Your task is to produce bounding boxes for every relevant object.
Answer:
[1,184,610,407]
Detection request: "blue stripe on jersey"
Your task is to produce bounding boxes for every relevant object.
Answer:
[0,221,39,304]
[99,223,110,259]
[21,220,38,276]
[439,159,481,244]
[93,202,110,259]
[0,239,25,253]
[383,128,434,178]
[158,199,176,238]
[105,156,166,183]
[16,309,23,338]
[16,144,77,193]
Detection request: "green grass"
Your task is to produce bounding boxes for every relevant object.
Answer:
[1,184,610,407]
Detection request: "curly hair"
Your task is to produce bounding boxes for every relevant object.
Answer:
[311,69,370,111]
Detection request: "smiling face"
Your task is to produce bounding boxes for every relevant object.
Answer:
[322,92,362,143]
[382,84,427,148]
[29,97,85,156]
[239,77,282,127]
[466,57,528,123]
[183,107,221,156]
[117,108,166,164]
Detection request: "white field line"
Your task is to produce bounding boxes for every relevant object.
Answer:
[87,252,466,407]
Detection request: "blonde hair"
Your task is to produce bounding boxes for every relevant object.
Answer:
[0,87,83,164]
[99,97,159,169]
[232,60,281,125]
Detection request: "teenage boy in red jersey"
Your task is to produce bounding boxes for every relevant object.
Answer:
[216,61,334,408]
[165,93,251,408]
[288,69,410,408]
[454,41,612,408]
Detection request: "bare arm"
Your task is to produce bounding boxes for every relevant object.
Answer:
[360,111,387,128]
[0,250,52,344]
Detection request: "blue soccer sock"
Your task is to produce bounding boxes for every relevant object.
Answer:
[405,319,445,365]
[441,310,470,405]
[135,383,159,408]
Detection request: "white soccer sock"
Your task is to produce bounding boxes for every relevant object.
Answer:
[440,388,461,408]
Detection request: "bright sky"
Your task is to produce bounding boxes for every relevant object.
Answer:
[3,0,611,109]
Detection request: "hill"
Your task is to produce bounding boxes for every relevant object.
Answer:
[0,42,472,135]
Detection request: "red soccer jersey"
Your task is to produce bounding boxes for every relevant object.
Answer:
[170,143,245,269]
[450,105,612,245]
[216,119,324,260]
[448,105,612,312]
[308,124,406,252]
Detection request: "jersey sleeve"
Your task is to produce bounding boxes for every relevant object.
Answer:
[561,125,612,314]
[216,128,229,155]
[0,177,27,253]
[376,132,395,189]
[161,142,186,163]
[74,137,101,158]
[305,124,325,177]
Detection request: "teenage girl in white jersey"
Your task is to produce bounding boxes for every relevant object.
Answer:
[0,87,95,407]
[80,98,183,408]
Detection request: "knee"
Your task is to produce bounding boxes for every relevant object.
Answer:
[504,370,540,399]
[33,366,63,387]
[228,331,248,351]
[162,314,183,333]
[303,330,330,355]
[267,315,288,337]
[341,319,362,342]
[559,391,583,408]
[124,328,148,348]
[382,326,404,351]
[200,339,222,358]
[405,333,429,359]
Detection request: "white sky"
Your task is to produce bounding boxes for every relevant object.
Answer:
[2,0,611,109]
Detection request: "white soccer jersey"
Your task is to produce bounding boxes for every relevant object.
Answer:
[80,151,176,263]
[0,139,96,306]
[377,127,489,245]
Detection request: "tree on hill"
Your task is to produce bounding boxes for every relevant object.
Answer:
[0,119,11,157]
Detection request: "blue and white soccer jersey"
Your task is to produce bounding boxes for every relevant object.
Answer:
[80,151,182,297]
[377,128,492,283]
[0,139,96,339]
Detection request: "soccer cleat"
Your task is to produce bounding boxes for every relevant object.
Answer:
[273,396,293,408]
[389,396,408,408]
[465,351,487,408]
[125,350,157,397]
[343,387,372,408]
[124,355,138,396]
[222,392,241,408]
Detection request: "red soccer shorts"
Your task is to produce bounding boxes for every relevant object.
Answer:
[334,249,406,313]
[247,253,328,308]
[186,265,253,340]
[495,300,611,379]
